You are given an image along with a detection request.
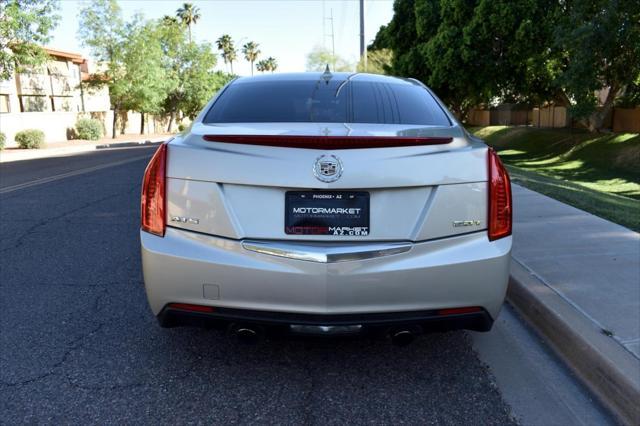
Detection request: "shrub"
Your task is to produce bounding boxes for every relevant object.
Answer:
[178,123,185,132]
[15,129,45,149]
[75,118,103,140]
[0,132,5,151]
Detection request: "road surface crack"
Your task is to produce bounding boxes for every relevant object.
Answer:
[0,287,109,388]
[0,185,138,255]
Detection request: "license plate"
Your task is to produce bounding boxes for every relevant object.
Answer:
[285,191,370,236]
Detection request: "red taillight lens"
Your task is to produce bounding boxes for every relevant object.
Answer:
[202,134,453,149]
[438,307,482,316]
[488,148,512,241]
[141,143,167,236]
[168,303,215,313]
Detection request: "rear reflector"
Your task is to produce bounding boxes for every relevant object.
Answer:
[168,303,215,313]
[141,143,167,236]
[202,134,453,149]
[438,307,482,316]
[488,148,512,241]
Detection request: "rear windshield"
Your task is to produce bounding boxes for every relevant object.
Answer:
[203,79,451,126]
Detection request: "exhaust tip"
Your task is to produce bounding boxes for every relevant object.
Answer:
[391,330,415,346]
[229,324,263,344]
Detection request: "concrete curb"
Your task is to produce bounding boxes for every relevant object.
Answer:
[507,259,640,425]
[0,139,164,164]
[95,140,164,150]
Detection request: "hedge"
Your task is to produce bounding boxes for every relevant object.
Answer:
[75,118,103,140]
[15,129,45,149]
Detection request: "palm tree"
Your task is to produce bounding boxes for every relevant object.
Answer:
[176,2,201,43]
[266,56,278,73]
[216,34,237,74]
[242,41,261,76]
[162,15,179,26]
[227,47,238,74]
[256,59,268,73]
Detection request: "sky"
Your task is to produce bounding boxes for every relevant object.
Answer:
[50,0,395,76]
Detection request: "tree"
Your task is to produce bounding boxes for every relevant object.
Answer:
[0,0,60,81]
[375,0,640,131]
[176,2,201,43]
[256,57,277,73]
[162,15,179,25]
[375,0,559,119]
[256,59,268,73]
[216,34,237,74]
[122,21,170,134]
[462,0,564,106]
[158,17,232,128]
[387,0,485,117]
[242,41,260,76]
[356,48,393,74]
[265,56,278,73]
[78,0,126,138]
[79,1,169,137]
[555,0,640,131]
[306,45,353,72]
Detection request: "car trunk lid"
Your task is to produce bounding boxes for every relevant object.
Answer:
[165,123,488,242]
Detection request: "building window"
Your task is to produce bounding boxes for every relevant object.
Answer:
[0,94,9,113]
[19,95,48,112]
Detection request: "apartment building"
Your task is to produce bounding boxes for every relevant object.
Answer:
[0,47,110,146]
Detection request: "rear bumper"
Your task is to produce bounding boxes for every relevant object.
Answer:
[158,305,494,334]
[141,228,511,328]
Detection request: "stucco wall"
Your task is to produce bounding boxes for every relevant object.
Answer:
[0,112,78,146]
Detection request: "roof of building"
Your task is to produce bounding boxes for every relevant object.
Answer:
[43,47,85,64]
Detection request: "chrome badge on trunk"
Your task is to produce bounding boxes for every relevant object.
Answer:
[313,155,343,183]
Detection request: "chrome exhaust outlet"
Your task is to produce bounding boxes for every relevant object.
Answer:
[229,324,263,344]
[391,330,415,346]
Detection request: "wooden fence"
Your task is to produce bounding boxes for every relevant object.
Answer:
[531,106,568,128]
[613,108,640,133]
[467,106,639,133]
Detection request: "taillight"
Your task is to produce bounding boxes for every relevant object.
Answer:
[488,148,512,241]
[168,303,215,313]
[438,307,482,316]
[141,143,167,236]
[202,134,453,149]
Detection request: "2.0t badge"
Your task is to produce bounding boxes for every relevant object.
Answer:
[313,155,343,183]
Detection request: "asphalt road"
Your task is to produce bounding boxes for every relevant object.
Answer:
[0,147,615,424]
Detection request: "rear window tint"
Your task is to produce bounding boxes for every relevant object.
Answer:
[203,79,451,126]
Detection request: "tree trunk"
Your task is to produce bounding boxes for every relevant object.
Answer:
[112,108,118,139]
[167,112,175,133]
[587,85,620,132]
[140,112,145,135]
[230,61,234,74]
[554,90,572,108]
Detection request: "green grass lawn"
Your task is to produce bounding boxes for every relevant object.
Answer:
[469,126,640,231]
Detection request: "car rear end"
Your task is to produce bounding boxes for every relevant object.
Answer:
[140,73,512,339]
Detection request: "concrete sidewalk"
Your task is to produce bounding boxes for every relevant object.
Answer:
[0,134,170,163]
[507,184,640,423]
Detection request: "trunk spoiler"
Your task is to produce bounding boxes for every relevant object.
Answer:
[202,135,453,150]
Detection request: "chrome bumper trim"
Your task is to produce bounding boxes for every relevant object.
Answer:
[241,240,412,263]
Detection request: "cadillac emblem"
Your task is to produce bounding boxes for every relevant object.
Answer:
[313,155,343,183]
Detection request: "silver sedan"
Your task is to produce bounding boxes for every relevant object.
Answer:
[140,72,512,344]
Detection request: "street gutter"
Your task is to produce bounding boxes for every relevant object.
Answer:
[507,259,640,425]
[0,139,165,164]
